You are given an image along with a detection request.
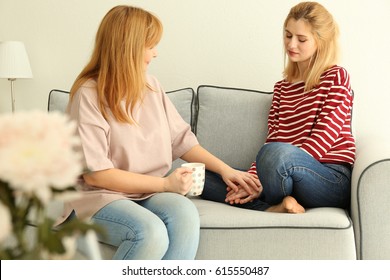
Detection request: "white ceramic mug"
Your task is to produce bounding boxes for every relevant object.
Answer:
[181,162,205,196]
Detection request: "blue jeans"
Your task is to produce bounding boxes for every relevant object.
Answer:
[201,142,351,211]
[91,193,200,260]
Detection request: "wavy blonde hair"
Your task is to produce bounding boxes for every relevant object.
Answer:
[283,2,339,91]
[70,5,163,123]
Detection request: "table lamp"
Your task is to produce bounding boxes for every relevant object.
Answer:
[0,41,33,112]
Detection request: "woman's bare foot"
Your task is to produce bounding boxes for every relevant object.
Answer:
[266,196,305,214]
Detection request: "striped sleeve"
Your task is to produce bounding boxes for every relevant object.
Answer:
[300,67,353,161]
[247,161,257,175]
[260,66,355,165]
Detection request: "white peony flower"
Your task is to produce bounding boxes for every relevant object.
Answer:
[0,111,83,205]
[0,111,100,260]
[0,202,12,243]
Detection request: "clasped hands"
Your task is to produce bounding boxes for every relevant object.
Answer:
[222,169,263,205]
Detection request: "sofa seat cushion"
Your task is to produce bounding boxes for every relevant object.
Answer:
[94,198,357,260]
[191,198,356,260]
[192,198,351,228]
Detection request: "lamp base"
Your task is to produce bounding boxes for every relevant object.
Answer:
[8,78,16,113]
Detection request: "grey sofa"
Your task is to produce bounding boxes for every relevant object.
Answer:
[47,85,390,260]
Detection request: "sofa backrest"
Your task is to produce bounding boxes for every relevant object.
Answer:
[47,88,195,124]
[164,88,196,171]
[48,89,69,113]
[195,85,273,170]
[47,86,273,171]
[164,87,195,132]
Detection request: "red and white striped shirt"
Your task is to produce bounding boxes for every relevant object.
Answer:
[248,65,356,175]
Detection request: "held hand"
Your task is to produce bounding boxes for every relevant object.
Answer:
[220,168,261,197]
[225,184,262,204]
[164,167,193,195]
[225,173,263,204]
[225,186,250,204]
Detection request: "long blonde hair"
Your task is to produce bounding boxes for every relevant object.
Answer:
[283,2,339,91]
[70,5,163,123]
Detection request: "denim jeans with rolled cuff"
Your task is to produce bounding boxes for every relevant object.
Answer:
[201,142,351,211]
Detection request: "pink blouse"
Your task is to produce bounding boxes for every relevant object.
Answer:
[60,75,198,222]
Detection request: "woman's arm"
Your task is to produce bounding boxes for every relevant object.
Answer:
[83,167,194,195]
[300,67,353,160]
[181,144,261,195]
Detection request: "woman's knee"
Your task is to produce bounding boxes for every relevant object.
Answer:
[92,200,170,259]
[255,143,299,193]
[142,193,200,239]
[164,194,200,231]
[257,142,297,162]
[151,193,199,219]
[135,217,169,251]
[115,215,169,260]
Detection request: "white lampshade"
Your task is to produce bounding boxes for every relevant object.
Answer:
[0,41,33,79]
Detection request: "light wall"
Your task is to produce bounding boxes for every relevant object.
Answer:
[0,0,389,140]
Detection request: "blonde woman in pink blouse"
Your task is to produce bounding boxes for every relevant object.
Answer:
[64,5,260,260]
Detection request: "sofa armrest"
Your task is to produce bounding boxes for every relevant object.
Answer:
[350,133,390,259]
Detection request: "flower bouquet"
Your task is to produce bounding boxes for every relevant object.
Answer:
[0,110,101,259]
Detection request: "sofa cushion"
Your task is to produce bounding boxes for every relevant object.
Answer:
[47,88,195,125]
[191,197,356,259]
[195,85,273,170]
[47,88,194,174]
[166,87,195,132]
[48,89,69,112]
[165,87,196,171]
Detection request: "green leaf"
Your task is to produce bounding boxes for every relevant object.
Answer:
[0,181,16,210]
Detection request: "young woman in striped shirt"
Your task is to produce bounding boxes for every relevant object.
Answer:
[202,2,355,213]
